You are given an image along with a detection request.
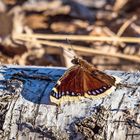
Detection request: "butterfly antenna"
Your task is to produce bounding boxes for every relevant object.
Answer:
[66,38,79,58]
[59,45,75,57]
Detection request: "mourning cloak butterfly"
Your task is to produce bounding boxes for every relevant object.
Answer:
[51,57,118,104]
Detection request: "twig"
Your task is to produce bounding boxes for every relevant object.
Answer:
[103,27,125,47]
[14,36,140,63]
[113,0,128,11]
[13,33,140,43]
[117,16,137,36]
[112,16,137,46]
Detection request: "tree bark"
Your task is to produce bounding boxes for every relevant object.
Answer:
[0,65,140,140]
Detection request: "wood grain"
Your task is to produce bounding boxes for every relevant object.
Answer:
[0,65,140,140]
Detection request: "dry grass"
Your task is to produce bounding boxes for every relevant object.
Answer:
[14,33,140,43]
[13,34,140,63]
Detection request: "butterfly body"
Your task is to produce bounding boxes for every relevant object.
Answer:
[51,57,117,104]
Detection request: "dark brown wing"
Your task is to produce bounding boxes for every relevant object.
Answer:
[91,70,116,86]
[51,65,116,103]
[51,65,83,98]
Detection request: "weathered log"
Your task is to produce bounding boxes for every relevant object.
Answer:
[0,65,140,140]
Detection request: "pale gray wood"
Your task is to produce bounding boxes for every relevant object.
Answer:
[0,65,140,140]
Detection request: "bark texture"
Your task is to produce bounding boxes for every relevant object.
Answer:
[0,65,140,140]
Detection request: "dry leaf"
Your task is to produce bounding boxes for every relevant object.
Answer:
[24,14,48,29]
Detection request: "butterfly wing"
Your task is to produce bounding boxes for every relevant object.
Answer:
[51,65,116,104]
[91,70,115,86]
[51,65,83,97]
[83,69,116,98]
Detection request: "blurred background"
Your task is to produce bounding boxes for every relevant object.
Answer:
[0,0,140,71]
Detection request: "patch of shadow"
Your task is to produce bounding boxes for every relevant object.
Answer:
[0,103,8,131]
[17,122,57,139]
[69,106,108,140]
[2,67,65,105]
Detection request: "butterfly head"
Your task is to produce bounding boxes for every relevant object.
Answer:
[71,57,80,65]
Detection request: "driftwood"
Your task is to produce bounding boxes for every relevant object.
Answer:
[0,65,140,140]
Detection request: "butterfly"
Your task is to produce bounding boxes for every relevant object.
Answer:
[50,56,118,104]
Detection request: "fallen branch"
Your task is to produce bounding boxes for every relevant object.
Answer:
[0,65,140,140]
